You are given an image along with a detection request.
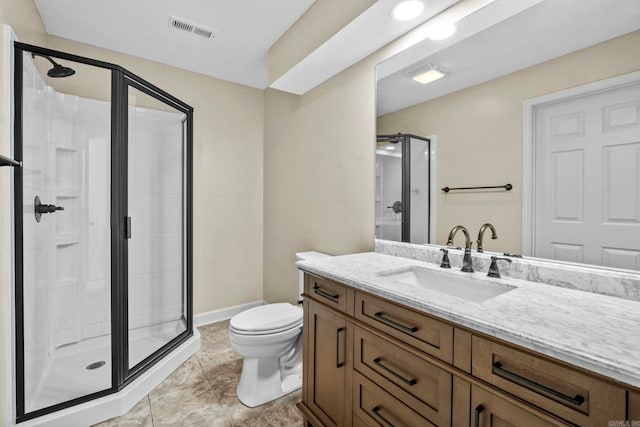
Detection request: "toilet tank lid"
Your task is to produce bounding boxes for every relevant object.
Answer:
[296,251,331,261]
[230,303,302,332]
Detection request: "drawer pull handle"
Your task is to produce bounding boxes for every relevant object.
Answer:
[373,357,417,386]
[313,284,339,302]
[474,405,484,427]
[372,406,395,427]
[373,312,418,334]
[492,362,585,407]
[336,327,345,368]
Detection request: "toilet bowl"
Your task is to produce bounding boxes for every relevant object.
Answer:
[228,250,331,407]
[229,303,303,407]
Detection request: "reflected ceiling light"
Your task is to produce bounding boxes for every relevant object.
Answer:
[399,0,497,49]
[385,145,396,150]
[404,63,449,84]
[392,1,425,21]
[428,23,456,40]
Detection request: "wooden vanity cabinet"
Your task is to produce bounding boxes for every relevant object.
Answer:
[299,273,631,427]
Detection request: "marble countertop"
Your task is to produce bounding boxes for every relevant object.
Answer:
[297,252,640,389]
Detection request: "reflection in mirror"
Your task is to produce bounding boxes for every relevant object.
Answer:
[375,134,433,244]
[375,0,640,270]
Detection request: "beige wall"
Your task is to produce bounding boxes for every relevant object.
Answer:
[263,60,376,303]
[378,31,640,253]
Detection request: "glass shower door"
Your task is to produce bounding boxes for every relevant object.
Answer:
[126,81,188,370]
[19,50,112,414]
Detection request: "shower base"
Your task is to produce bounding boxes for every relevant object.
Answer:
[27,318,187,414]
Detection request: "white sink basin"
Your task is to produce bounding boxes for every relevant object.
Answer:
[379,266,515,303]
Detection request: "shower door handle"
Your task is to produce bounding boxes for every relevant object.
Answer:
[36,204,64,214]
[34,195,64,223]
[125,217,132,239]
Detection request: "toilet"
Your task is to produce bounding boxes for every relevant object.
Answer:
[229,251,331,407]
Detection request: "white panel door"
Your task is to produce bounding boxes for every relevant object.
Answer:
[534,82,640,270]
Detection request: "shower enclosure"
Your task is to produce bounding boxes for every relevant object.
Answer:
[376,134,431,244]
[12,42,193,422]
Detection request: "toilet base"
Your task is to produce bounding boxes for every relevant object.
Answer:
[236,357,302,408]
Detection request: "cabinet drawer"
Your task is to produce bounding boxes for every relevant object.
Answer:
[471,384,571,426]
[305,274,350,313]
[354,325,451,426]
[472,335,625,425]
[354,292,453,363]
[353,371,435,427]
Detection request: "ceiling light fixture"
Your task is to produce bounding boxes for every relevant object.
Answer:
[427,23,456,40]
[385,145,396,150]
[404,62,449,84]
[392,1,425,21]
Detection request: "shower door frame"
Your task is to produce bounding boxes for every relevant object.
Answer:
[13,42,194,423]
[376,133,431,243]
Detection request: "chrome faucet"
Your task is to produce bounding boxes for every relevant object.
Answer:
[446,225,474,273]
[476,223,498,253]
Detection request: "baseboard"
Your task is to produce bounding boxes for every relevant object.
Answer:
[193,300,265,327]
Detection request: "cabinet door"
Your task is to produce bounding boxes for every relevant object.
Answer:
[630,390,640,421]
[471,385,571,427]
[305,300,349,427]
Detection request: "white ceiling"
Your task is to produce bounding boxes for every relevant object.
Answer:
[377,0,640,116]
[34,0,315,89]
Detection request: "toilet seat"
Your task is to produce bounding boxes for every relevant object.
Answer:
[230,303,302,336]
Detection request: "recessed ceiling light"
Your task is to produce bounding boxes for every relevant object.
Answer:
[392,1,425,21]
[428,23,456,40]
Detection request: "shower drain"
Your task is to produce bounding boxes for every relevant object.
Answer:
[86,361,106,370]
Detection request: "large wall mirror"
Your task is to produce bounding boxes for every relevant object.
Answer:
[375,0,640,271]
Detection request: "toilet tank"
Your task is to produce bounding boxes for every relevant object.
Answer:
[295,251,331,302]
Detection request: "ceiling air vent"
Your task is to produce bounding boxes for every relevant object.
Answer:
[169,16,215,39]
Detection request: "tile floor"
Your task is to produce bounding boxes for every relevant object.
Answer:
[94,321,303,427]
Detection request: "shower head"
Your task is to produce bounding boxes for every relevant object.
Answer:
[31,52,76,78]
[47,63,75,78]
